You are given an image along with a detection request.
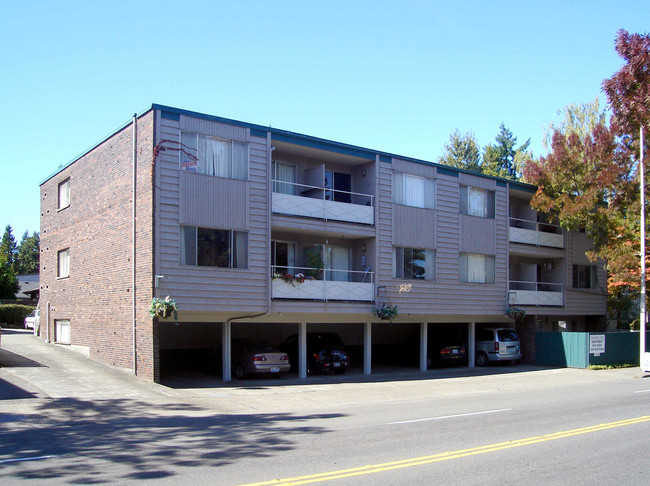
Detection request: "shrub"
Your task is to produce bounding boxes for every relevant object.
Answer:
[0,304,36,327]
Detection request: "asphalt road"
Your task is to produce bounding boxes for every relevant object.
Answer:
[1,329,649,485]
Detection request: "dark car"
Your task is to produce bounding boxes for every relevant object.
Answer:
[280,332,351,375]
[231,338,290,379]
[396,334,467,368]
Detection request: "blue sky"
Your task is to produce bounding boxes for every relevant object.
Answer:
[1,1,648,240]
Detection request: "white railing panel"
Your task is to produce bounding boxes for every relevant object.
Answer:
[272,279,373,301]
[509,290,564,306]
[509,220,563,249]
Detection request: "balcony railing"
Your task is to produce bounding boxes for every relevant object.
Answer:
[509,218,563,248]
[509,281,564,306]
[271,265,374,301]
[272,181,374,225]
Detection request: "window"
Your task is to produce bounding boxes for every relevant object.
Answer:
[393,173,435,209]
[573,265,598,289]
[324,170,352,203]
[460,253,495,284]
[181,226,248,268]
[460,185,495,218]
[55,319,70,344]
[272,161,296,195]
[272,240,296,274]
[395,247,435,280]
[57,249,70,278]
[58,179,70,210]
[180,132,248,180]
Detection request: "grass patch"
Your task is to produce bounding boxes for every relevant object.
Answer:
[588,363,636,370]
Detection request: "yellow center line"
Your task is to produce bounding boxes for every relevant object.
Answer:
[235,415,650,486]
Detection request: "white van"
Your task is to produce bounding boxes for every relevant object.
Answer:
[475,328,521,366]
[24,308,40,330]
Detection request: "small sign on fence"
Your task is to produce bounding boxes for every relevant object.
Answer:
[589,334,606,356]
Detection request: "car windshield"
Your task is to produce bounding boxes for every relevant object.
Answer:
[497,330,519,342]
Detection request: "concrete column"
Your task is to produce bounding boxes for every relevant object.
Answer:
[364,322,372,375]
[299,322,307,379]
[468,322,476,368]
[420,322,428,371]
[222,321,232,382]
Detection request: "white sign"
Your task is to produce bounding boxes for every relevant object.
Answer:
[589,334,606,356]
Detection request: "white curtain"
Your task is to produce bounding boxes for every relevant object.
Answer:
[467,254,487,283]
[200,137,230,177]
[403,174,425,208]
[468,187,488,217]
[232,142,248,180]
[233,231,248,269]
[325,246,349,281]
[274,162,295,194]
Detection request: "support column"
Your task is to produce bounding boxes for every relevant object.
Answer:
[298,322,307,379]
[420,322,428,371]
[364,322,372,375]
[222,321,232,382]
[468,322,476,368]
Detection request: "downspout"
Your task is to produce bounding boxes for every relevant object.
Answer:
[132,114,138,376]
[45,301,51,343]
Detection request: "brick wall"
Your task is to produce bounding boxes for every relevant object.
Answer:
[39,110,158,381]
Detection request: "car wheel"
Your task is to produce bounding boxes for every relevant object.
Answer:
[234,364,246,380]
[476,352,489,367]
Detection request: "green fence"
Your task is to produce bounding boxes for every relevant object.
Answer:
[535,331,650,368]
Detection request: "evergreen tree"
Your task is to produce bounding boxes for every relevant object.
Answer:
[16,231,40,275]
[483,123,530,180]
[438,130,482,173]
[0,253,19,299]
[0,225,17,270]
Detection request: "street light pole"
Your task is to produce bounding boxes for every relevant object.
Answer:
[640,126,647,367]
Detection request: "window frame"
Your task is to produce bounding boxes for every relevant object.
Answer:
[179,131,249,180]
[459,253,495,284]
[58,178,70,210]
[393,172,435,209]
[394,247,435,281]
[57,248,70,279]
[572,264,598,289]
[180,225,248,269]
[55,319,71,344]
[459,185,495,218]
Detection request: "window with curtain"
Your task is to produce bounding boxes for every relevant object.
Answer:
[459,253,495,283]
[180,131,248,180]
[272,161,296,195]
[57,248,70,278]
[394,173,433,208]
[394,247,435,280]
[324,246,350,282]
[180,226,248,269]
[460,185,495,218]
[58,179,70,210]
[573,265,598,289]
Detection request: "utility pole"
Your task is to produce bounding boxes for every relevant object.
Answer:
[640,126,648,371]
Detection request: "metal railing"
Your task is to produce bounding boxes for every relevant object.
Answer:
[509,280,563,292]
[272,180,374,208]
[272,265,374,283]
[509,218,561,234]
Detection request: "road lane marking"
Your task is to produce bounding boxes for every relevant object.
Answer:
[236,415,650,486]
[333,408,511,430]
[0,455,61,464]
[389,408,512,425]
[633,389,650,393]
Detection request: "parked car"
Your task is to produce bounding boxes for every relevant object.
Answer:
[231,338,290,379]
[475,328,522,366]
[280,332,351,375]
[24,308,40,330]
[395,335,467,368]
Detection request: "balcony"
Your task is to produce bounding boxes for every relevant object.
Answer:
[271,266,374,301]
[272,181,374,225]
[509,218,563,248]
[509,281,564,306]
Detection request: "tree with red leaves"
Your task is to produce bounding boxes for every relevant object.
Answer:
[524,30,650,327]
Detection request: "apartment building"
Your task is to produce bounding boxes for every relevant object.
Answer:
[38,105,607,382]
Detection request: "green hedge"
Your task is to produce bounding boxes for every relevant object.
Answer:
[0,304,36,327]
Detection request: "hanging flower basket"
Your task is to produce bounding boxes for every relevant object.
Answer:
[373,304,398,321]
[150,296,178,320]
[505,307,526,321]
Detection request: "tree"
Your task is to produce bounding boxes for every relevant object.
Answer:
[0,253,19,299]
[16,231,40,275]
[0,225,17,270]
[524,30,650,323]
[543,97,608,149]
[438,130,482,173]
[483,123,531,180]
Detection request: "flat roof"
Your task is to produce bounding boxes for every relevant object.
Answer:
[42,103,537,193]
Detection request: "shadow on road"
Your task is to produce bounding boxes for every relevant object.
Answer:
[0,397,344,483]
[0,348,46,369]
